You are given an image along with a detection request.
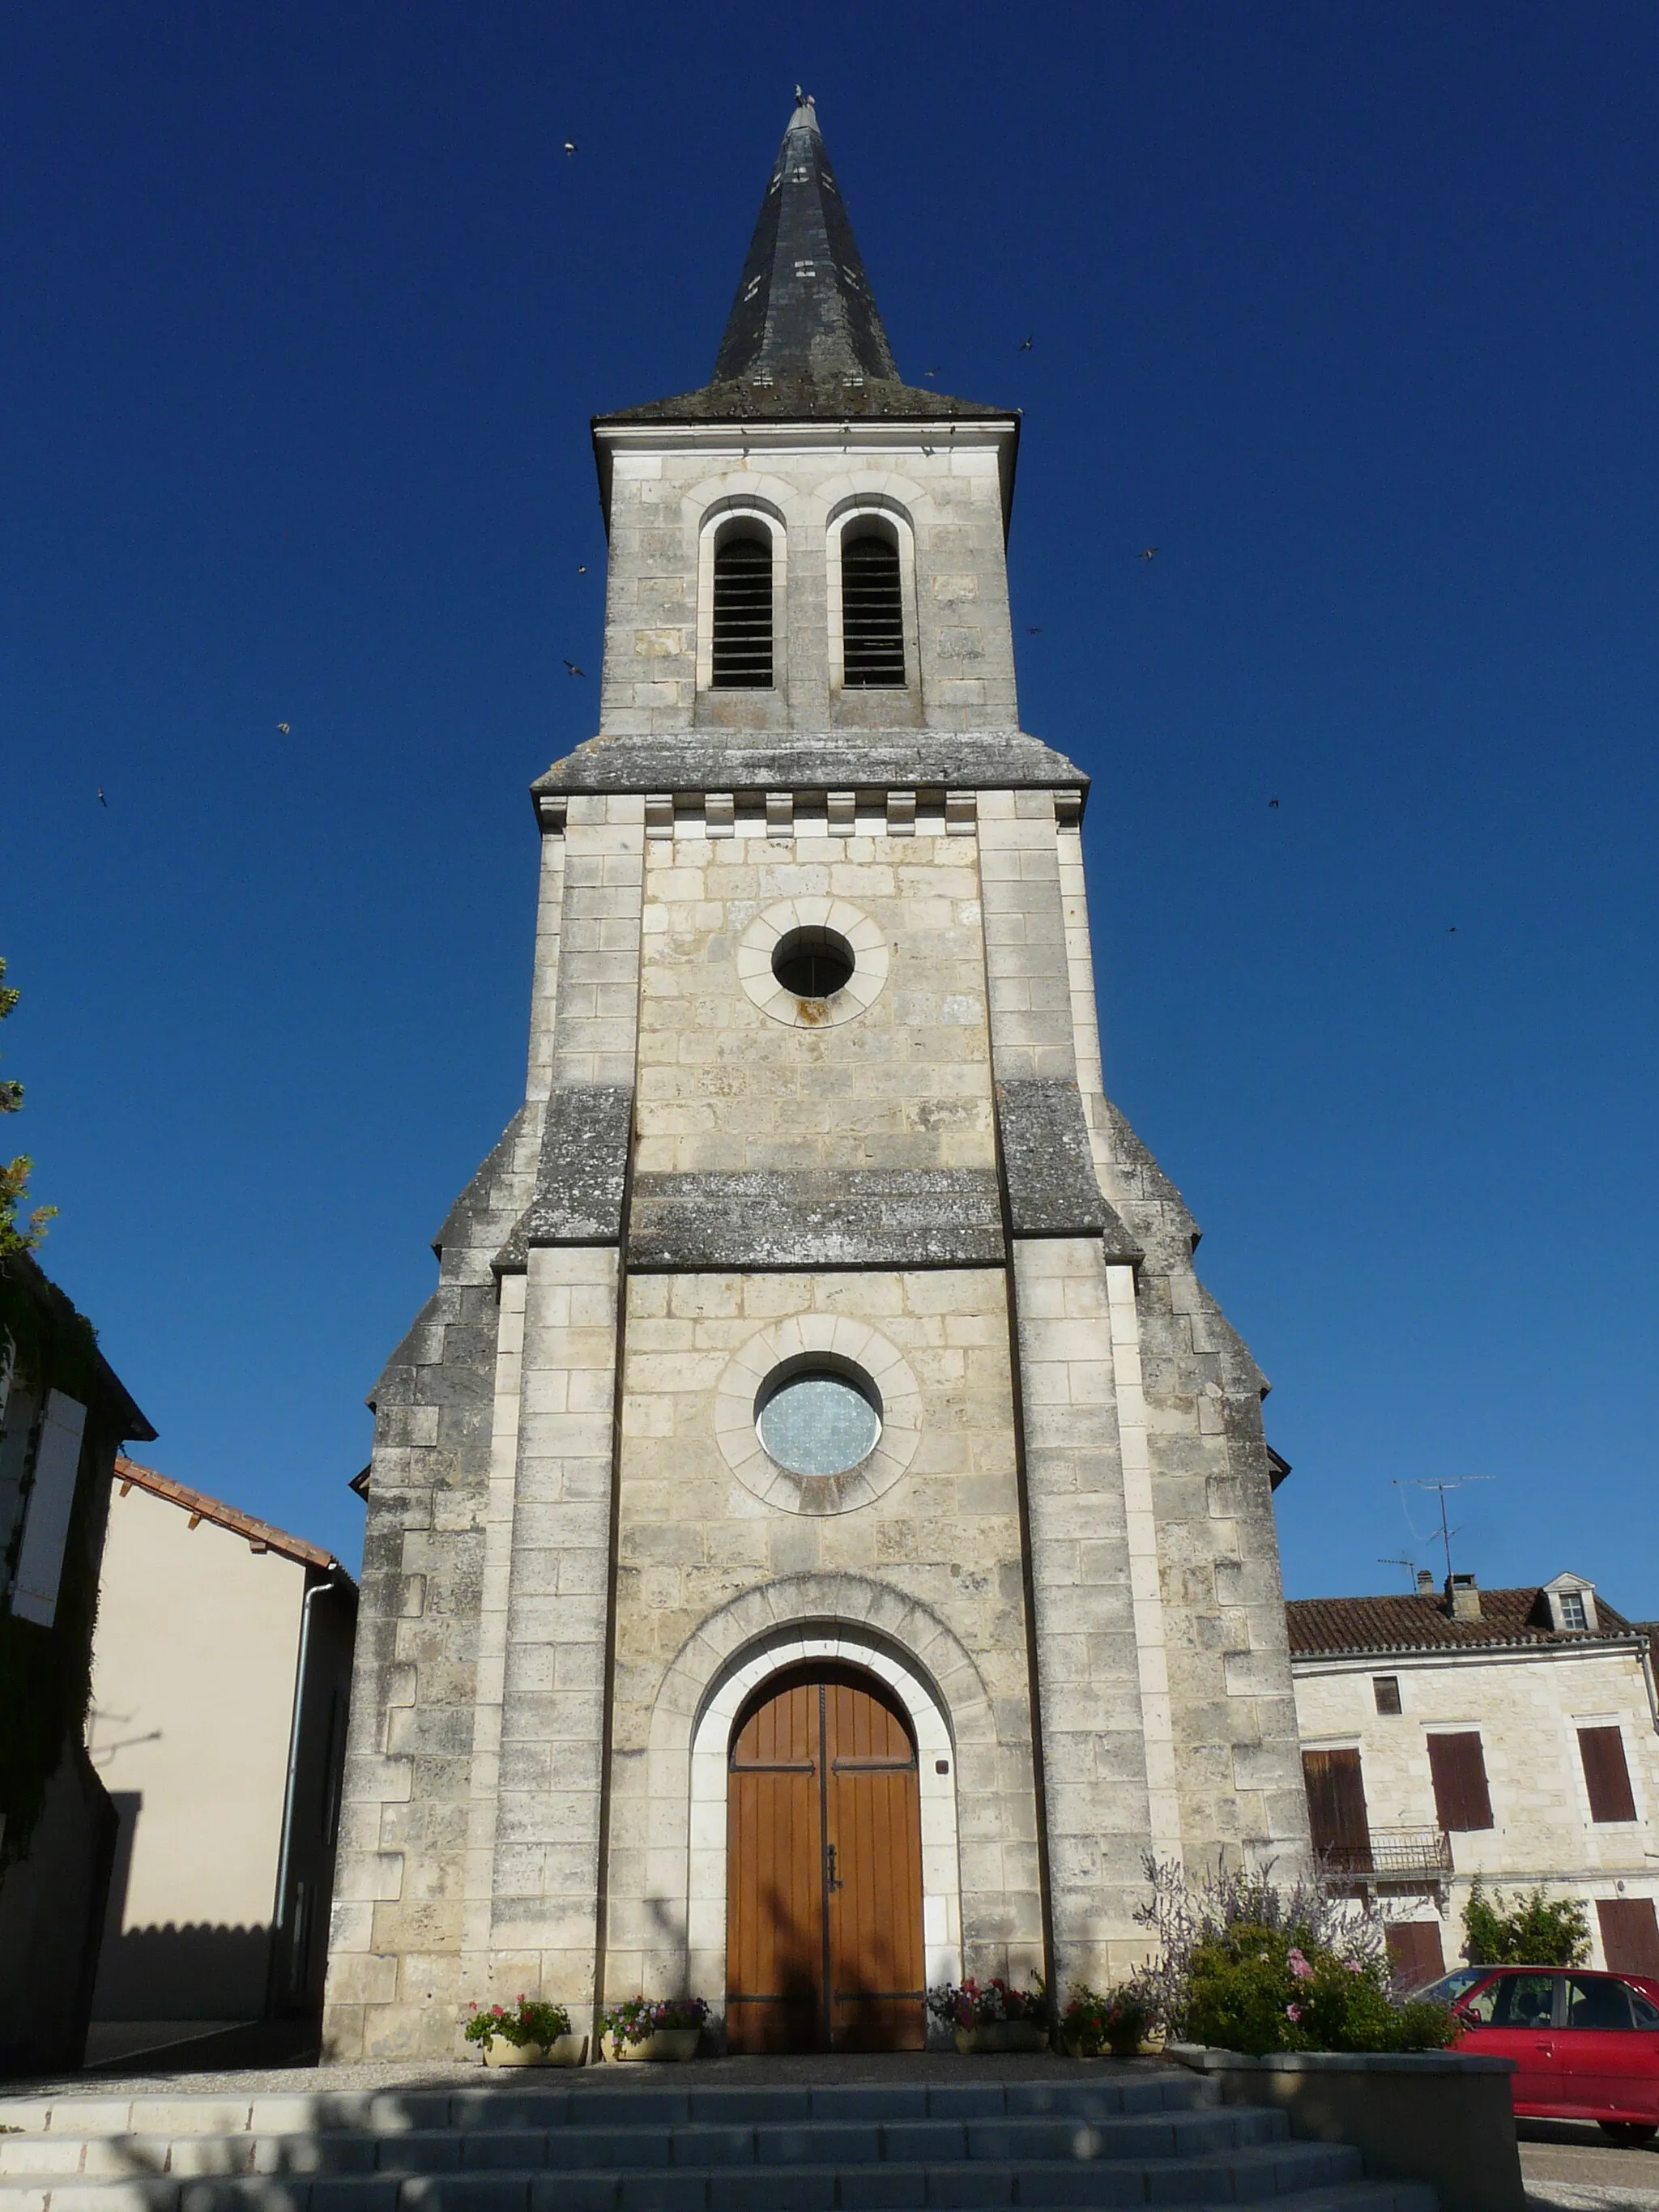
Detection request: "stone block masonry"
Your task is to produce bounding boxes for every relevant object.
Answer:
[325,96,1310,2056]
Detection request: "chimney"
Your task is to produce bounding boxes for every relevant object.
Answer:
[1447,1572,1482,1621]
[1416,1570,1436,1595]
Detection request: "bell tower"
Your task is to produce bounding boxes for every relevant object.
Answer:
[324,97,1310,2060]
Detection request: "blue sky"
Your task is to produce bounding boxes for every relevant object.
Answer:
[4,1,1655,1599]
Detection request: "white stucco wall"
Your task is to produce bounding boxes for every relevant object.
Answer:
[1293,1640,1659,1966]
[87,1480,306,1934]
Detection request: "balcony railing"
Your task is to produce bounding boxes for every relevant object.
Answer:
[1318,1828,1453,1883]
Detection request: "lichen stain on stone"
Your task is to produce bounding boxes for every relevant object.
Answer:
[794,996,830,1025]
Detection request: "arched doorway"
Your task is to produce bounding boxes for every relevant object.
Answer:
[725,1663,926,2052]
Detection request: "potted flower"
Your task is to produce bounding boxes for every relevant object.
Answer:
[599,1994,710,2062]
[1061,1982,1154,2060]
[927,1975,1050,2054]
[462,1997,586,2067]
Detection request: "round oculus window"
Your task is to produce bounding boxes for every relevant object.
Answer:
[770,926,855,1000]
[756,1369,881,1477]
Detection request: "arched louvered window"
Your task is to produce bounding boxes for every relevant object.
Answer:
[841,530,906,688]
[711,532,774,688]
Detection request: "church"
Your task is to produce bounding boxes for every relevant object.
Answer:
[323,97,1310,2060]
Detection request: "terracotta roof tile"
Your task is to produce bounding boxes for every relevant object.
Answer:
[1287,1587,1636,1656]
[113,1455,349,1578]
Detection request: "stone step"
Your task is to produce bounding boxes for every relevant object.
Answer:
[0,2139,1370,2211]
[0,2107,1287,2179]
[0,2077,1219,2139]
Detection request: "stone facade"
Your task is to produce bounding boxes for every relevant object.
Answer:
[1291,1577,1659,1972]
[322,97,1309,2059]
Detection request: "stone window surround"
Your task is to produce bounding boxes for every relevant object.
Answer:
[825,496,920,700]
[689,489,923,704]
[686,1626,963,2005]
[713,1310,921,1515]
[736,895,890,1030]
[695,498,787,695]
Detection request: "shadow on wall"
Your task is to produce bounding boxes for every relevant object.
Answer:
[92,1924,274,2022]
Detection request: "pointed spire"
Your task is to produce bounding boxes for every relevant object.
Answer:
[711,94,899,386]
[595,100,1012,428]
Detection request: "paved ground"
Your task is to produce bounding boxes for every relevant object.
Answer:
[1521,2120,1659,2210]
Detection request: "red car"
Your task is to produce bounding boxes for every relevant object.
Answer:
[1422,1965,1659,2144]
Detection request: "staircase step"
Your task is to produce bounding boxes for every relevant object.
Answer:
[0,2108,1287,2180]
[0,2139,1367,2211]
[0,2077,1220,2144]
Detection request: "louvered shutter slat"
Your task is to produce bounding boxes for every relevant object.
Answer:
[1580,1727,1637,1823]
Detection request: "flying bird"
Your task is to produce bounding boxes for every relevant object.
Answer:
[277,722,291,735]
[577,564,587,573]
[1268,798,1280,808]
[563,141,578,158]
[96,787,108,807]
[563,659,586,677]
[1017,335,1034,352]
[923,365,940,378]
[1027,626,1043,634]
[1138,548,1158,561]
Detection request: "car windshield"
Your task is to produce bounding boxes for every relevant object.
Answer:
[1419,1967,1486,2006]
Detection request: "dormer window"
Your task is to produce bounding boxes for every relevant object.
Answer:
[841,529,906,687]
[1542,1575,1600,1634]
[711,532,773,688]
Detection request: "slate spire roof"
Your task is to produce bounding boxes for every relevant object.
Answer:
[712,94,898,386]
[598,98,1009,426]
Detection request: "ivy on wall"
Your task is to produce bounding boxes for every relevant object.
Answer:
[0,1256,121,1871]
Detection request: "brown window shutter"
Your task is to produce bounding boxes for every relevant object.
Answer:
[1579,1728,1638,1823]
[1303,1747,1371,1867]
[1385,1921,1446,1991]
[1598,1899,1659,1979]
[1427,1731,1494,1831]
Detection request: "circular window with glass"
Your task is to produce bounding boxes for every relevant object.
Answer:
[770,926,855,1001]
[756,1363,882,1477]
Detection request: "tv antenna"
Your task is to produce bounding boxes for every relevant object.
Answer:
[1392,1477,1494,1582]
[1377,1554,1419,1592]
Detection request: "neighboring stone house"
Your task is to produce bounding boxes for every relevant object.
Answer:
[326,95,1310,2060]
[0,1253,155,2073]
[1290,1571,1659,1987]
[86,1458,357,2054]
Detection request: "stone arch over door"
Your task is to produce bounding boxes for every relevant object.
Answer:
[629,1572,1044,2012]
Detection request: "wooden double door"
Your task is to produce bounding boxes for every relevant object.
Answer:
[726,1664,926,2052]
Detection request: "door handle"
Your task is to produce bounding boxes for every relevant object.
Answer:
[825,1843,843,1893]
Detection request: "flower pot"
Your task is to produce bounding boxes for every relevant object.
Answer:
[609,2028,701,2063]
[1107,2029,1145,2059]
[954,2021,1047,2055]
[1064,2035,1102,2061]
[482,2035,587,2068]
[649,2027,702,2062]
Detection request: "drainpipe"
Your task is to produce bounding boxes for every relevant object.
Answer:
[270,1568,336,2011]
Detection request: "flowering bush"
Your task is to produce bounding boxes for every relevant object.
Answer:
[1179,1922,1457,2057]
[462,1996,572,2049]
[1133,1856,1456,2058]
[1060,1981,1154,2054]
[599,1995,710,2048]
[926,1975,1048,2030]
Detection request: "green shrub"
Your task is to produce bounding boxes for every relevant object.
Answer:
[1462,1877,1589,1966]
[1181,1921,1458,2056]
[462,1997,572,2048]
